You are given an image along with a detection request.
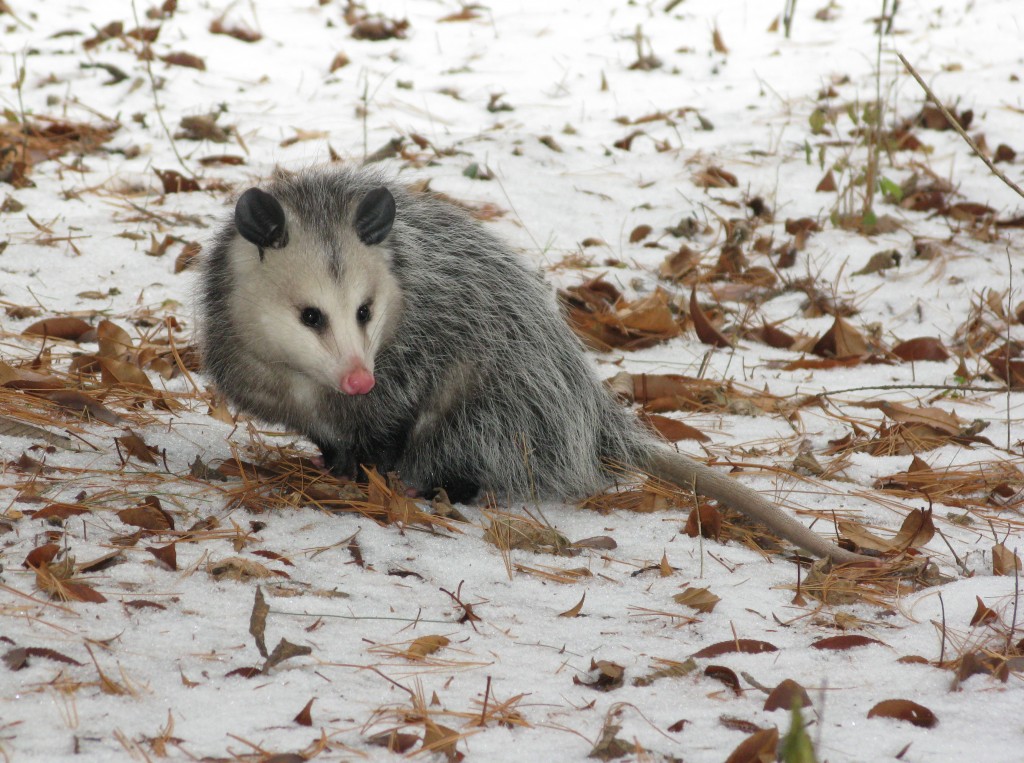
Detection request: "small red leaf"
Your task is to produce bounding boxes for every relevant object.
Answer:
[811,635,886,650]
[867,699,937,728]
[24,543,60,569]
[22,317,93,341]
[892,336,950,362]
[764,679,812,711]
[704,664,741,695]
[690,287,730,348]
[692,639,778,659]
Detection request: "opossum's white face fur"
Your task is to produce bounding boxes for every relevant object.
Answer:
[227,185,402,397]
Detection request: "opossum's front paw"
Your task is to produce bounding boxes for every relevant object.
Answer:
[434,476,480,505]
[314,442,358,479]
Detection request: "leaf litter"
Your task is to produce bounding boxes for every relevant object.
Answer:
[0,1,1022,762]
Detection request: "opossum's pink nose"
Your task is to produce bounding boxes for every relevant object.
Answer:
[340,367,375,395]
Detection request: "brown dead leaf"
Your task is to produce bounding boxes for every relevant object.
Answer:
[573,658,624,692]
[724,727,779,763]
[891,508,935,549]
[22,317,92,341]
[406,635,450,660]
[659,246,701,282]
[116,432,159,464]
[33,503,89,521]
[892,336,950,362]
[694,165,738,188]
[993,543,1022,576]
[558,592,586,618]
[629,224,653,243]
[764,679,811,712]
[690,287,730,347]
[812,316,868,358]
[160,51,206,70]
[705,664,741,695]
[867,699,937,728]
[45,390,125,426]
[970,596,998,627]
[210,17,261,42]
[644,413,710,442]
[811,635,886,651]
[755,320,796,349]
[293,697,315,727]
[684,503,722,540]
[118,496,174,531]
[673,586,720,614]
[816,169,837,192]
[692,639,778,659]
[263,638,312,673]
[250,586,269,658]
[24,543,60,569]
[985,342,1024,388]
[154,168,200,194]
[146,543,177,571]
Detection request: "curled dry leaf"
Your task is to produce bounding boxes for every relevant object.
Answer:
[160,51,206,70]
[724,727,779,763]
[992,543,1022,576]
[368,731,420,754]
[629,224,652,243]
[643,413,710,442]
[704,664,741,695]
[659,246,701,281]
[692,639,778,659]
[263,638,312,673]
[812,315,868,358]
[764,679,812,712]
[811,635,886,650]
[116,432,159,464]
[293,697,315,727]
[689,286,731,348]
[573,658,624,692]
[405,635,450,660]
[33,503,89,521]
[558,592,586,618]
[673,586,720,613]
[970,596,998,626]
[46,390,125,426]
[207,556,273,581]
[146,543,177,571]
[154,168,201,193]
[22,317,92,341]
[892,336,950,362]
[684,504,722,540]
[250,586,269,658]
[24,542,60,569]
[867,699,937,728]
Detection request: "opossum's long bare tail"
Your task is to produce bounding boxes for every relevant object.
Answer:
[646,448,869,564]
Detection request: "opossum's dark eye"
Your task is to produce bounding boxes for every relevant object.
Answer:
[299,307,326,330]
[356,302,372,326]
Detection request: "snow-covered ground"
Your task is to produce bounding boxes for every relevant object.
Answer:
[1,1,1023,760]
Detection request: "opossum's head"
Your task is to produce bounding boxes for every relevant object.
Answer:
[228,184,402,396]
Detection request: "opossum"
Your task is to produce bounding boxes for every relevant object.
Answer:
[199,165,865,564]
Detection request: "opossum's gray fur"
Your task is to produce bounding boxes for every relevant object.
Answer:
[200,165,865,564]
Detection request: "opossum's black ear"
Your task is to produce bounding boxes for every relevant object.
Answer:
[354,187,395,246]
[235,188,288,258]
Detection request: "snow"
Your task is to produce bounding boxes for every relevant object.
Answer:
[1,1,1023,761]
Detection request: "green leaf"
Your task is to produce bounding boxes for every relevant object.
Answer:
[780,698,817,763]
[809,108,827,135]
[879,176,903,202]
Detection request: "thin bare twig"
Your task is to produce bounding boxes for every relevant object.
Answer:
[897,51,1024,201]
